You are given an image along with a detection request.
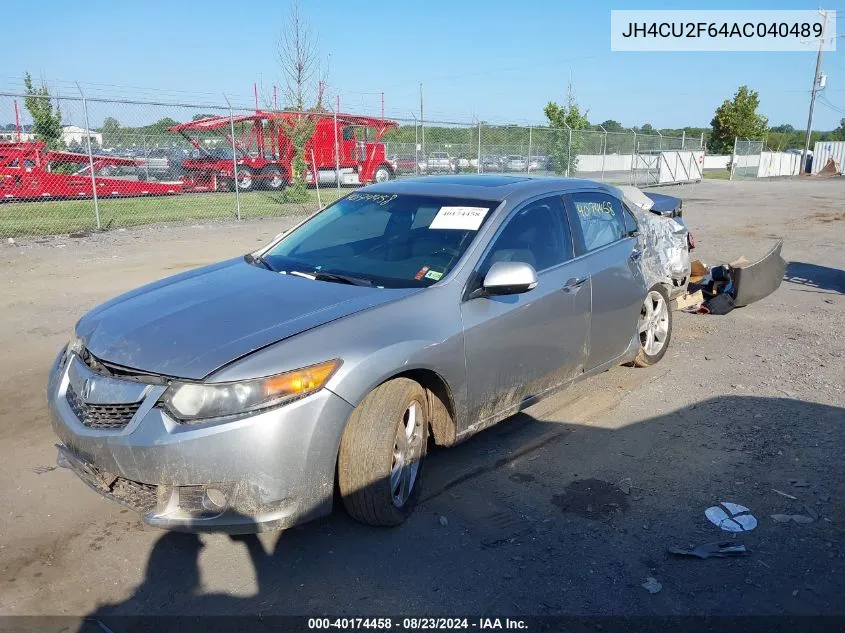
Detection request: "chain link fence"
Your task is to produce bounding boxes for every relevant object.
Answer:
[730,138,765,180]
[1,91,703,237]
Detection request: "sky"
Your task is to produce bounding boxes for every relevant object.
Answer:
[3,0,845,130]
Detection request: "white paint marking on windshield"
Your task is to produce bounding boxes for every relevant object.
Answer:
[429,206,489,231]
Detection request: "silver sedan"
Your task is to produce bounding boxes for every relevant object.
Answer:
[48,175,673,533]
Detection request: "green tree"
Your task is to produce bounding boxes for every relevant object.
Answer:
[640,122,654,133]
[23,73,63,149]
[828,118,845,141]
[709,85,768,154]
[101,116,121,146]
[599,119,623,132]
[543,84,589,175]
[192,113,217,121]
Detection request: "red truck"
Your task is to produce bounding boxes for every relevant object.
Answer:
[0,141,181,201]
[169,112,397,192]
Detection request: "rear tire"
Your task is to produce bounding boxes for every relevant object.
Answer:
[632,284,672,367]
[261,166,286,190]
[338,378,429,526]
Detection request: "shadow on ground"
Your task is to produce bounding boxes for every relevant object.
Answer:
[71,395,844,628]
[784,262,845,294]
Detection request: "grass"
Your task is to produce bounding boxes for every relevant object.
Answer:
[0,189,346,237]
[703,169,732,180]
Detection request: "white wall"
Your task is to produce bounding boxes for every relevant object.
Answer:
[703,155,730,170]
[758,151,800,177]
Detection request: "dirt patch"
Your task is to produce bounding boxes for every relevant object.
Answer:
[550,478,629,520]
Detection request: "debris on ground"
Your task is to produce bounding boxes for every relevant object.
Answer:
[790,479,811,488]
[772,488,798,500]
[687,241,786,316]
[438,515,449,527]
[669,542,749,559]
[672,290,703,311]
[705,502,758,532]
[771,514,815,524]
[6,237,14,245]
[31,465,56,475]
[641,577,663,594]
[617,477,633,495]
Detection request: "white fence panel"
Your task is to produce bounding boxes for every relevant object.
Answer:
[658,151,704,184]
[812,141,845,174]
[758,152,800,178]
[703,155,731,170]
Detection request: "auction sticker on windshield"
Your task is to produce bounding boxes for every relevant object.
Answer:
[429,206,489,231]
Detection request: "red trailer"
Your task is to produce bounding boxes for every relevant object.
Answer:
[0,141,182,200]
[169,111,398,192]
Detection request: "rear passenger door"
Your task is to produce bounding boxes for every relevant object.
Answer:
[563,190,647,370]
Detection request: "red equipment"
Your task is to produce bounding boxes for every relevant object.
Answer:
[169,111,398,192]
[0,141,182,201]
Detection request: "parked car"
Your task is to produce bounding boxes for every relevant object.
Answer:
[390,154,418,175]
[48,175,678,533]
[480,155,503,172]
[135,148,186,181]
[503,155,527,171]
[528,155,550,171]
[419,151,454,173]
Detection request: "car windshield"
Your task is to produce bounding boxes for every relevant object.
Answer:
[262,192,500,288]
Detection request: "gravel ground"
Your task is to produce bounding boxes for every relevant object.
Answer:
[0,178,843,624]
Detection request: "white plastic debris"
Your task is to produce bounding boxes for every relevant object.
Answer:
[705,502,758,532]
[641,577,662,594]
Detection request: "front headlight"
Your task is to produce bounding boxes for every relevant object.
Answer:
[160,359,341,423]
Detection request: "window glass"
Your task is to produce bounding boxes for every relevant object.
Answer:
[570,192,626,251]
[483,196,569,272]
[264,193,498,288]
[622,204,638,235]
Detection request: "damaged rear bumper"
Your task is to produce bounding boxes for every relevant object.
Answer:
[48,351,354,534]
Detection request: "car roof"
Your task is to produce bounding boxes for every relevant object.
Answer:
[364,175,620,201]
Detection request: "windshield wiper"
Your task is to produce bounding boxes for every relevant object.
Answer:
[287,270,373,286]
[312,271,374,286]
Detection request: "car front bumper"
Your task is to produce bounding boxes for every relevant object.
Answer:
[47,350,354,533]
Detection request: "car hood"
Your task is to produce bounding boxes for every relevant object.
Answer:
[77,258,418,380]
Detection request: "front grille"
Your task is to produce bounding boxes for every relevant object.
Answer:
[66,384,142,430]
[111,477,159,512]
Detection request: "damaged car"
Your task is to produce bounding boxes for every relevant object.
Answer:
[49,175,686,533]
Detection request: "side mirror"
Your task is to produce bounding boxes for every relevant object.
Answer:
[481,261,538,296]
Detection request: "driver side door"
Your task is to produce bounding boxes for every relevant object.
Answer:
[460,195,591,430]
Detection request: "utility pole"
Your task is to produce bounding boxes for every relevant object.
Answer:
[801,9,829,174]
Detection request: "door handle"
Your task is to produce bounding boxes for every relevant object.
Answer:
[630,248,643,261]
[562,276,587,293]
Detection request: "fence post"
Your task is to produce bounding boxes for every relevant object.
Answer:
[599,125,607,182]
[76,83,100,230]
[142,135,150,181]
[681,130,686,150]
[630,130,637,185]
[334,106,341,189]
[730,136,738,181]
[527,126,532,173]
[477,120,482,174]
[565,124,572,178]
[656,130,663,152]
[224,96,242,220]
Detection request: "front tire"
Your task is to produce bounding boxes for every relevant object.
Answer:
[235,166,253,191]
[338,378,428,526]
[632,284,672,367]
[373,164,394,183]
